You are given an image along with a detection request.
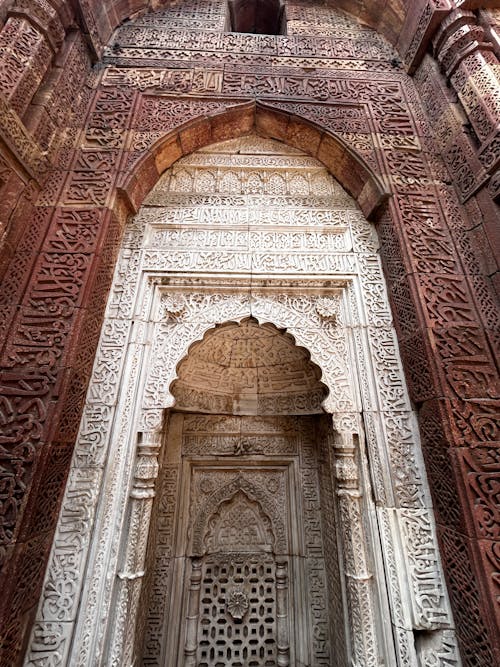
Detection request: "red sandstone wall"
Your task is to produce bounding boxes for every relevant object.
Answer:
[0,1,498,665]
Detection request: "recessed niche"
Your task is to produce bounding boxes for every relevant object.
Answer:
[228,0,283,35]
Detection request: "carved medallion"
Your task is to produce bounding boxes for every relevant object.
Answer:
[226,589,249,620]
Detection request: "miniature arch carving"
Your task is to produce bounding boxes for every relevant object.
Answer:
[191,475,287,556]
[204,490,276,553]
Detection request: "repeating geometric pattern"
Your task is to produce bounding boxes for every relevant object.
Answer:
[197,556,278,665]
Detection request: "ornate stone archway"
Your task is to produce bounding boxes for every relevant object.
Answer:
[25,135,459,666]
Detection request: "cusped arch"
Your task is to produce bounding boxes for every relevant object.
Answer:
[169,317,330,415]
[191,475,287,556]
[144,299,354,423]
[118,101,390,221]
[204,490,275,552]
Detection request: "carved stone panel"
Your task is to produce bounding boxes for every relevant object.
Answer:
[196,555,282,667]
[141,413,338,667]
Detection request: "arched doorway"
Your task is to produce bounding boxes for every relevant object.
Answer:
[25,134,457,666]
[139,319,344,666]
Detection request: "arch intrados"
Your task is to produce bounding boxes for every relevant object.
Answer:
[170,317,330,411]
[118,101,390,221]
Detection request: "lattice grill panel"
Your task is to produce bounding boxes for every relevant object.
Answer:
[197,554,278,666]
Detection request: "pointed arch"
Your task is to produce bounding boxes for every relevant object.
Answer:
[24,130,460,667]
[118,101,391,221]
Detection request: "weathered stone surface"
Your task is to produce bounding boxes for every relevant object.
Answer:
[0,0,497,664]
[23,133,456,667]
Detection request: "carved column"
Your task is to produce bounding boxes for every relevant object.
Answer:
[433,8,500,199]
[276,561,290,667]
[183,559,202,667]
[106,429,163,665]
[332,431,379,666]
[397,0,453,73]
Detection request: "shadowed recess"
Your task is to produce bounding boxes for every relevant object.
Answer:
[171,318,329,415]
[229,0,283,34]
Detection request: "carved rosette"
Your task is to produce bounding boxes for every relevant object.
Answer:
[315,296,339,322]
[226,590,249,620]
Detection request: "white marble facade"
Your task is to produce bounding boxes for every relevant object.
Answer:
[26,136,460,666]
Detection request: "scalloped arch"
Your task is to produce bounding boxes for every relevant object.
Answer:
[170,317,329,415]
[191,474,287,555]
